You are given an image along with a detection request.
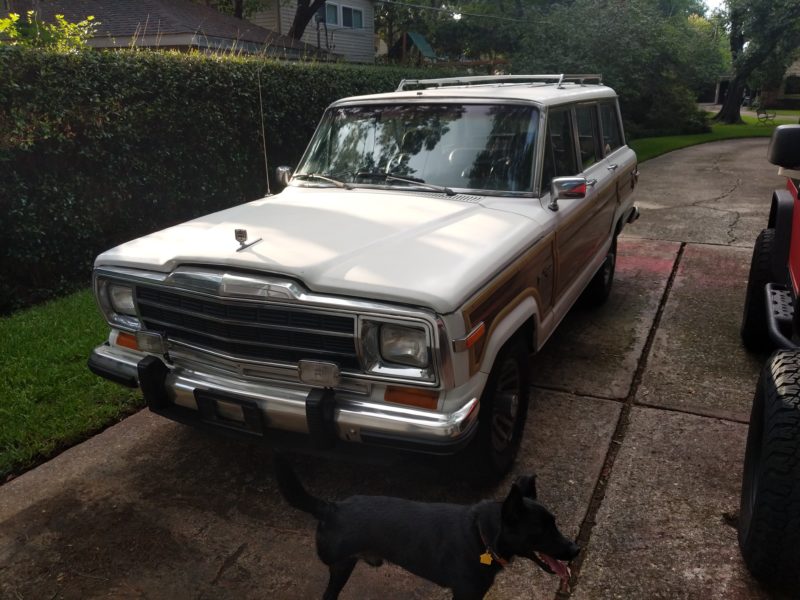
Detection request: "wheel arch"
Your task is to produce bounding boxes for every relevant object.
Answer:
[768,189,793,283]
[477,296,537,375]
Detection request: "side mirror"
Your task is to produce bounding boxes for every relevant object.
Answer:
[548,176,587,211]
[768,125,800,170]
[276,166,293,189]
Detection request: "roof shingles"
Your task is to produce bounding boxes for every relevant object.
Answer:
[7,0,326,55]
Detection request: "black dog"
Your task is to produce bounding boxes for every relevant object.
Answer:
[274,456,579,600]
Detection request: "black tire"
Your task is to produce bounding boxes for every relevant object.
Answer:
[738,350,800,590]
[466,337,530,483]
[582,236,617,307]
[741,228,776,352]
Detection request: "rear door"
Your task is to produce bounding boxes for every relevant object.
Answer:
[542,106,597,298]
[574,102,618,259]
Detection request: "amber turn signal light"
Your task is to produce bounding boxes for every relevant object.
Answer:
[115,331,139,351]
[384,386,439,410]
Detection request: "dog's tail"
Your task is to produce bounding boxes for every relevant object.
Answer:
[273,454,330,520]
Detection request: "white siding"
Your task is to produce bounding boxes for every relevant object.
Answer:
[250,1,375,63]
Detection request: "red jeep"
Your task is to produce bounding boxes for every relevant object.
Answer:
[738,124,800,589]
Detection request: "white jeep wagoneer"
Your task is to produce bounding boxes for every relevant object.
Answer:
[89,74,639,479]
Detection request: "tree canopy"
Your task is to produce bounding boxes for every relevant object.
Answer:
[715,0,800,123]
[375,0,730,136]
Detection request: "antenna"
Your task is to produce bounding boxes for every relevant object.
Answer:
[257,67,271,196]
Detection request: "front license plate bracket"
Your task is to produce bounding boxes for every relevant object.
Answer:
[194,389,265,436]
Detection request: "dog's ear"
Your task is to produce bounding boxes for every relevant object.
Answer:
[502,483,526,524]
[514,474,537,500]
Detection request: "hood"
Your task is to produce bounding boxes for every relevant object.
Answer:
[95,187,542,313]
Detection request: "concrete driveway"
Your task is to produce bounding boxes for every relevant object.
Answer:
[0,138,784,599]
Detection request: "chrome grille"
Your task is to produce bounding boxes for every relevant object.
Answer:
[135,287,360,369]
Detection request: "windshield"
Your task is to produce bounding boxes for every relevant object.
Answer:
[295,103,539,194]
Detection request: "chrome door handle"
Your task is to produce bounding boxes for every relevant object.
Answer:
[607,163,618,171]
[587,179,598,187]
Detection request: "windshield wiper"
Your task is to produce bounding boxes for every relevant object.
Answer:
[294,173,353,190]
[354,170,456,197]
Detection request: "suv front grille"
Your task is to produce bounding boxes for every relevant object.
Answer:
[135,287,360,370]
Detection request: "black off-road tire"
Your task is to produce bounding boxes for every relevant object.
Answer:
[741,228,777,352]
[582,236,617,307]
[738,350,800,590]
[466,337,530,484]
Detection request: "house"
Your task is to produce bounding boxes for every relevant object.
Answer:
[5,0,328,59]
[760,57,800,109]
[249,0,375,63]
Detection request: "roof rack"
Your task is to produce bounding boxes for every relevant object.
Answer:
[398,73,604,91]
[396,74,603,92]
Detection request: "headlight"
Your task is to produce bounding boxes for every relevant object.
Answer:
[358,318,436,383]
[109,284,136,315]
[380,324,429,368]
[94,277,141,331]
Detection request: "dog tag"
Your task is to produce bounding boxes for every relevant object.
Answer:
[479,552,493,565]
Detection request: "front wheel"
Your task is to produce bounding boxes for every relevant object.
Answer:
[466,337,530,483]
[738,350,800,590]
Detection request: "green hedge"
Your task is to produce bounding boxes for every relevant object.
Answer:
[0,47,454,313]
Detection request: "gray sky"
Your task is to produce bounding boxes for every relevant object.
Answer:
[704,0,725,13]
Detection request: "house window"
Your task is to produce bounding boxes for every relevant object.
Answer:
[317,3,363,28]
[317,2,339,25]
[342,6,363,28]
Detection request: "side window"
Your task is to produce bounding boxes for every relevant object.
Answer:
[541,109,577,194]
[574,104,601,169]
[599,102,623,156]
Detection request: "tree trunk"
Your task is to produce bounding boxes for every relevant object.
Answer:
[233,0,244,19]
[715,76,746,124]
[288,0,327,40]
[713,6,745,124]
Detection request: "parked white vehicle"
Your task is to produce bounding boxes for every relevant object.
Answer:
[89,75,639,479]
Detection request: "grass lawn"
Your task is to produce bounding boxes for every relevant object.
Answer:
[0,289,142,479]
[630,116,778,163]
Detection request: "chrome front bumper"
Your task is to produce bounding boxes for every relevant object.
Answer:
[89,343,480,454]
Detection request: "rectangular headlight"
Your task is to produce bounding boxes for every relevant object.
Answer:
[95,277,141,331]
[380,324,429,368]
[109,284,136,315]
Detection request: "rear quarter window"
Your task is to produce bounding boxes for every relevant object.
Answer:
[599,102,623,155]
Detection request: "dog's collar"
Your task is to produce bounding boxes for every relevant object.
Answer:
[478,522,511,568]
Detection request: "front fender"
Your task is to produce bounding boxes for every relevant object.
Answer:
[478,296,538,375]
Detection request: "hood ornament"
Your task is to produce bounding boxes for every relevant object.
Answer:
[234,229,262,253]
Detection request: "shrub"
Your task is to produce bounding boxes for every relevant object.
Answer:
[0,47,455,313]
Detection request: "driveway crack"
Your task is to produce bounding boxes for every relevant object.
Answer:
[695,177,741,205]
[727,210,741,245]
[211,542,247,585]
[557,243,686,599]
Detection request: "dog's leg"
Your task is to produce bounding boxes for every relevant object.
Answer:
[322,558,358,600]
[452,591,485,600]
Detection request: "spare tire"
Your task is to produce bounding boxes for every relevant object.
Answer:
[738,350,800,589]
